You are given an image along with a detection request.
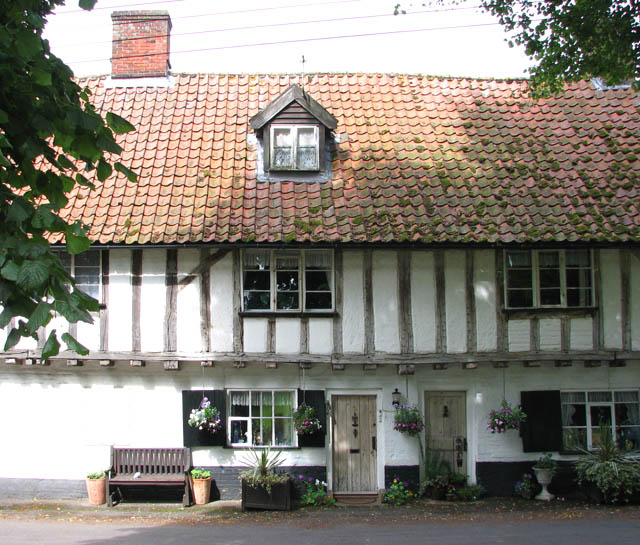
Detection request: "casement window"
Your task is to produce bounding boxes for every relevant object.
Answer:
[52,249,101,300]
[228,390,296,447]
[505,249,593,308]
[561,391,640,451]
[521,390,640,453]
[270,125,319,171]
[242,249,333,312]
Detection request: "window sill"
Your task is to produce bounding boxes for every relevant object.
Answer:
[240,311,337,318]
[503,307,597,318]
[223,445,300,450]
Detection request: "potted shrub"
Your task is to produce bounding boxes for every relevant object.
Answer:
[86,471,107,505]
[190,468,212,505]
[487,400,527,433]
[420,451,451,500]
[575,426,640,504]
[239,447,291,511]
[533,453,556,501]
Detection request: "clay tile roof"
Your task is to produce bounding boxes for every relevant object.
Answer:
[56,74,640,246]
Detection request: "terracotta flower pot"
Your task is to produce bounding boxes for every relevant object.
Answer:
[192,477,212,505]
[86,478,106,505]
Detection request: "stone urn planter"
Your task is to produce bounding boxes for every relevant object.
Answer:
[86,472,107,505]
[533,467,554,501]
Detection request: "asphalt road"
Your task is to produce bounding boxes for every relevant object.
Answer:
[1,517,639,545]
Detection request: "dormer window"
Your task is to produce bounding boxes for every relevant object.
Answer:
[271,125,319,171]
[250,84,337,180]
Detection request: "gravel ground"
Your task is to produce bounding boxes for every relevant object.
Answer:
[1,497,639,527]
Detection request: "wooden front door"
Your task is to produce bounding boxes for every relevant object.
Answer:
[332,395,377,493]
[424,391,467,472]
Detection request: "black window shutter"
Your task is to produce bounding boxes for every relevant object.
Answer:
[297,390,326,447]
[520,390,562,452]
[182,390,226,447]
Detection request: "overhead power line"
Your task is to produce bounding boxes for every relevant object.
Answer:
[78,19,506,64]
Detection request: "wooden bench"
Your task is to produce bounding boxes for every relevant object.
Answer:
[107,447,192,507]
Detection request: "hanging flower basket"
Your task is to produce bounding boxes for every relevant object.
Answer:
[487,399,527,433]
[393,405,424,437]
[188,397,223,434]
[293,403,322,435]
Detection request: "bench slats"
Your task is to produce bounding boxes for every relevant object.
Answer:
[108,447,192,507]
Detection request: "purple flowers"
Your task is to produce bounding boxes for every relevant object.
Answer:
[393,405,424,437]
[487,400,527,433]
[188,397,223,434]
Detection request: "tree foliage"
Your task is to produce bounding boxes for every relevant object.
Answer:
[397,1,640,96]
[0,0,135,359]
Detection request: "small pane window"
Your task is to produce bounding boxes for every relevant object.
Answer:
[228,390,295,447]
[52,249,101,301]
[270,125,319,171]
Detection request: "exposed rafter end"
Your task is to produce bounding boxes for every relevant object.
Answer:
[265,362,277,369]
[433,363,447,371]
[66,359,81,367]
[299,362,312,370]
[462,362,478,370]
[609,359,626,368]
[492,361,508,368]
[523,361,541,368]
[233,361,246,368]
[99,359,113,367]
[554,360,572,368]
[164,360,179,371]
[130,360,144,367]
[584,360,602,368]
[200,360,214,367]
[363,364,377,371]
[4,358,18,365]
[25,358,47,366]
[397,364,415,375]
[332,363,345,371]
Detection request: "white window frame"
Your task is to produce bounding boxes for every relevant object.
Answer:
[561,389,640,451]
[227,389,297,448]
[242,249,334,313]
[52,249,102,303]
[269,125,319,171]
[504,249,594,309]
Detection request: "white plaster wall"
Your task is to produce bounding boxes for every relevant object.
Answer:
[177,249,202,353]
[372,250,400,353]
[474,250,497,352]
[342,251,365,354]
[630,251,640,351]
[140,249,166,352]
[444,250,467,353]
[77,318,101,351]
[210,252,234,352]
[570,317,593,350]
[600,249,623,349]
[539,318,561,351]
[243,318,268,352]
[107,249,132,351]
[308,318,333,354]
[411,250,437,353]
[508,319,530,352]
[275,319,301,353]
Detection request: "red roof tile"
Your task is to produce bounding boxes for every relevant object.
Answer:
[53,74,640,245]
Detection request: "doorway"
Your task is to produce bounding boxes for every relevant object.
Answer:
[424,391,467,473]
[331,395,377,493]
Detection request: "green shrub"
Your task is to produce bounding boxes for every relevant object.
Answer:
[86,471,106,480]
[383,478,415,505]
[297,474,335,507]
[455,484,485,502]
[191,468,211,479]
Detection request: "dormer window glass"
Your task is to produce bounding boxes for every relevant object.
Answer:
[271,125,319,171]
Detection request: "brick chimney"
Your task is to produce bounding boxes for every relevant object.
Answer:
[111,11,172,79]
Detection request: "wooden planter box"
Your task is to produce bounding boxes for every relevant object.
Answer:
[241,479,291,511]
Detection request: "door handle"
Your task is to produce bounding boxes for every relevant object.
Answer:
[349,449,360,454]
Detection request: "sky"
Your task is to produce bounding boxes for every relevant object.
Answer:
[44,0,534,79]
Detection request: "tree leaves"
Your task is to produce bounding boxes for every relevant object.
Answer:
[106,112,136,134]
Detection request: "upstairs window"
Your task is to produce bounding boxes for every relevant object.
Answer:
[270,125,319,171]
[52,249,101,301]
[505,249,593,309]
[242,249,333,312]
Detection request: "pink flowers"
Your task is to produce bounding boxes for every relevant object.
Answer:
[487,400,527,433]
